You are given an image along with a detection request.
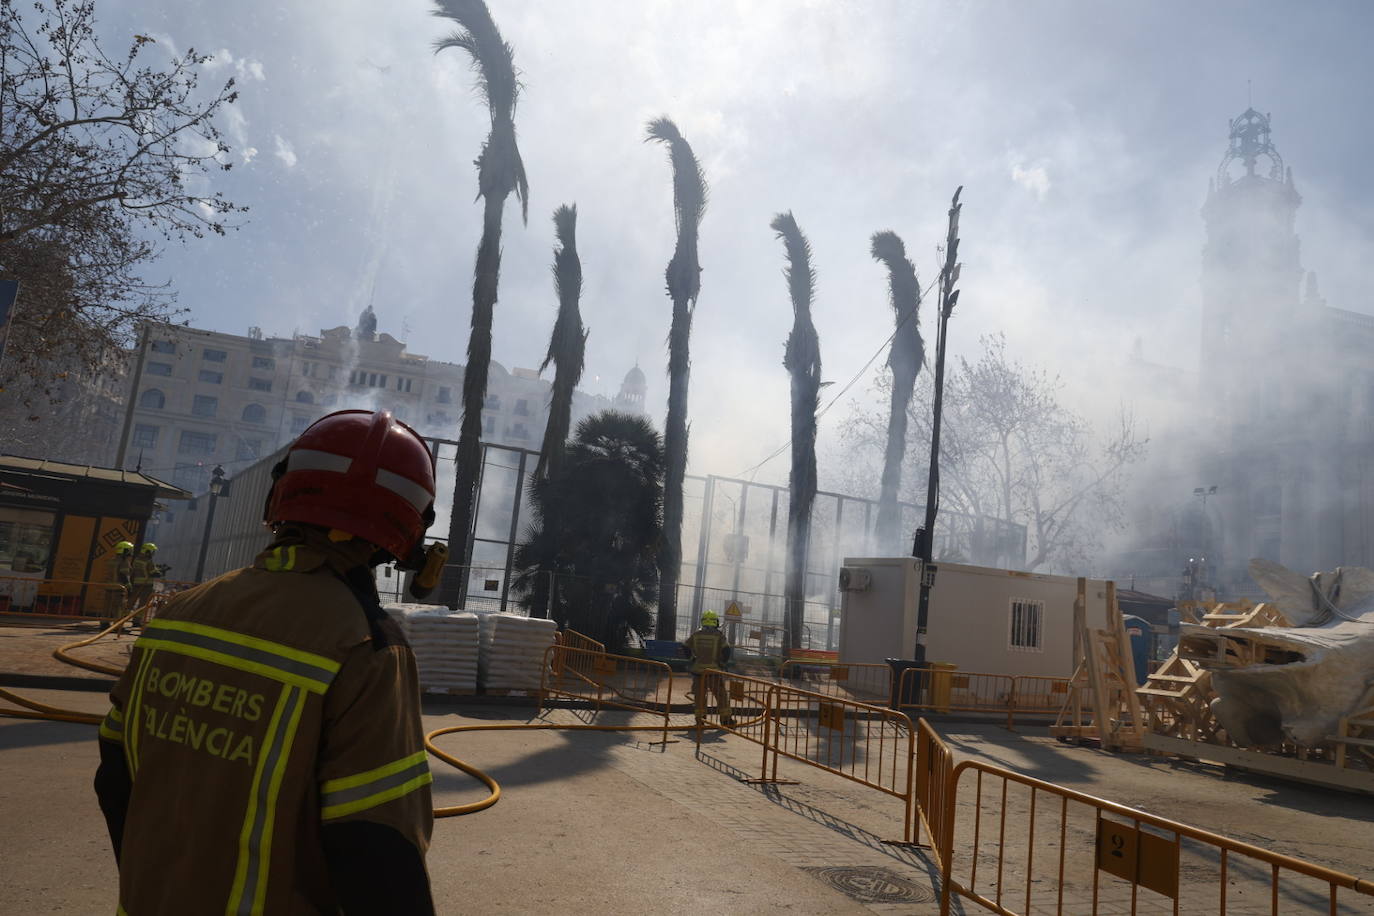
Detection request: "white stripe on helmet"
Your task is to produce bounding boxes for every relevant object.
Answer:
[287,449,354,474]
[376,467,432,513]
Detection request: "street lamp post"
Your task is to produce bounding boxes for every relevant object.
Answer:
[194,465,229,583]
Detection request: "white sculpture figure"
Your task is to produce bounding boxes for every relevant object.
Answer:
[1180,559,1374,748]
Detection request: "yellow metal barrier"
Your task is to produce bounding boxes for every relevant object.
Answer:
[939,759,1374,915]
[1010,675,1073,717]
[540,645,675,743]
[776,659,893,704]
[898,666,1018,726]
[559,628,606,655]
[698,673,917,845]
[913,717,955,860]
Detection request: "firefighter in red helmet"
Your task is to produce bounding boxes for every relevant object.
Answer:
[95,410,443,915]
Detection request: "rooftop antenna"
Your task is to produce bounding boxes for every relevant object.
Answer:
[1247,79,1252,108]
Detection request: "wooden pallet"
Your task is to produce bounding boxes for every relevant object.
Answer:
[1051,580,1146,752]
[1140,601,1289,743]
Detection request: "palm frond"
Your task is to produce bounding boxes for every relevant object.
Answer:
[645,116,708,237]
[770,211,816,319]
[870,229,923,372]
[433,0,529,222]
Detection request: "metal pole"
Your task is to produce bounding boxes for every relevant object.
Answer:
[913,187,963,664]
[115,323,152,468]
[194,491,220,583]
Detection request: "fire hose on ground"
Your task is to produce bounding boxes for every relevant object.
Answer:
[2,610,712,818]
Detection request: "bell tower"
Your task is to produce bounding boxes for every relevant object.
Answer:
[1199,108,1303,406]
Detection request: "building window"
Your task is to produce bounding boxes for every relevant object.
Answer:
[173,462,208,492]
[139,389,165,409]
[146,361,173,376]
[237,438,263,461]
[242,403,267,424]
[295,390,314,404]
[198,370,223,384]
[484,395,500,410]
[396,377,413,393]
[248,377,273,392]
[327,365,338,380]
[132,424,159,449]
[178,430,217,456]
[202,348,227,362]
[514,399,530,416]
[378,374,387,388]
[482,415,494,435]
[290,415,311,435]
[301,361,315,377]
[509,423,528,440]
[437,386,452,404]
[192,395,218,418]
[151,340,176,354]
[252,356,275,370]
[1009,599,1043,652]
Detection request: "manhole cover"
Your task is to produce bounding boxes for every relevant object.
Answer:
[804,866,935,904]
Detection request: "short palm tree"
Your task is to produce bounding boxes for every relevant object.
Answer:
[432,0,528,602]
[871,231,923,552]
[513,411,664,651]
[645,117,707,639]
[772,212,821,654]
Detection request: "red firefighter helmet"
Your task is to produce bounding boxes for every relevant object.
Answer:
[264,410,437,559]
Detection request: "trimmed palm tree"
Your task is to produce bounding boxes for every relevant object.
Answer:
[772,212,821,654]
[536,204,587,482]
[871,231,923,552]
[513,411,664,651]
[527,204,586,618]
[645,117,707,640]
[433,0,529,604]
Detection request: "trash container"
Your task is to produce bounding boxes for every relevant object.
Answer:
[929,662,957,712]
[886,658,928,709]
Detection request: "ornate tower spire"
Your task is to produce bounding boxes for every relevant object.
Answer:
[1218,108,1284,183]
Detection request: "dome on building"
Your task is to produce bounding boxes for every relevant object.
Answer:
[623,364,646,390]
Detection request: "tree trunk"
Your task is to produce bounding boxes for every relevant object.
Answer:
[785,374,818,653]
[656,294,692,639]
[875,371,913,552]
[440,192,505,606]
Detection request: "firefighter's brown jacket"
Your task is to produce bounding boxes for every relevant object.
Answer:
[94,527,434,915]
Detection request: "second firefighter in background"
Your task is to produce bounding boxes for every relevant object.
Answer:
[683,610,734,726]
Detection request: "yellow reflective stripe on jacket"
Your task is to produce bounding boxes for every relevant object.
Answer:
[262,545,298,572]
[99,705,124,743]
[227,684,307,916]
[138,619,340,695]
[320,750,432,820]
[123,647,159,774]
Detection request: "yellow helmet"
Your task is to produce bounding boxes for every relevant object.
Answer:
[700,611,720,627]
[140,542,158,553]
[114,541,135,555]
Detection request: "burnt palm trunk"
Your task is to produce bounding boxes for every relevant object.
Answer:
[773,212,820,654]
[871,231,923,554]
[432,0,528,606]
[647,117,707,640]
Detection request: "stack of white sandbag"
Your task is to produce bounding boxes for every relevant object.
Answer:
[386,604,480,694]
[478,612,558,691]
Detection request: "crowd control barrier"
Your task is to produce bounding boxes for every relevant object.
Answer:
[895,667,1073,728]
[913,717,955,859]
[559,628,606,656]
[776,659,892,704]
[540,645,675,743]
[938,759,1374,915]
[699,671,917,845]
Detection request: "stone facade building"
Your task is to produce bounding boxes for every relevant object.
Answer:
[1113,108,1374,598]
[117,307,647,495]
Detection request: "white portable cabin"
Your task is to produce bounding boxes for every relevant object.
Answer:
[837,557,1109,678]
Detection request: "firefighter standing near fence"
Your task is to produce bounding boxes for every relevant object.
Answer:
[683,610,735,727]
[94,410,440,914]
[126,542,162,622]
[107,541,135,617]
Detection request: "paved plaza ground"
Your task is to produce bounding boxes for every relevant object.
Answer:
[2,619,1372,914]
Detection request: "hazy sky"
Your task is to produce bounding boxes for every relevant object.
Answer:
[103,0,1374,487]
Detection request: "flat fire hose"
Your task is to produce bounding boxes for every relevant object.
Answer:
[2,611,716,818]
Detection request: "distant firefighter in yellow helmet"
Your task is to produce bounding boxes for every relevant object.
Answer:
[681,610,734,726]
